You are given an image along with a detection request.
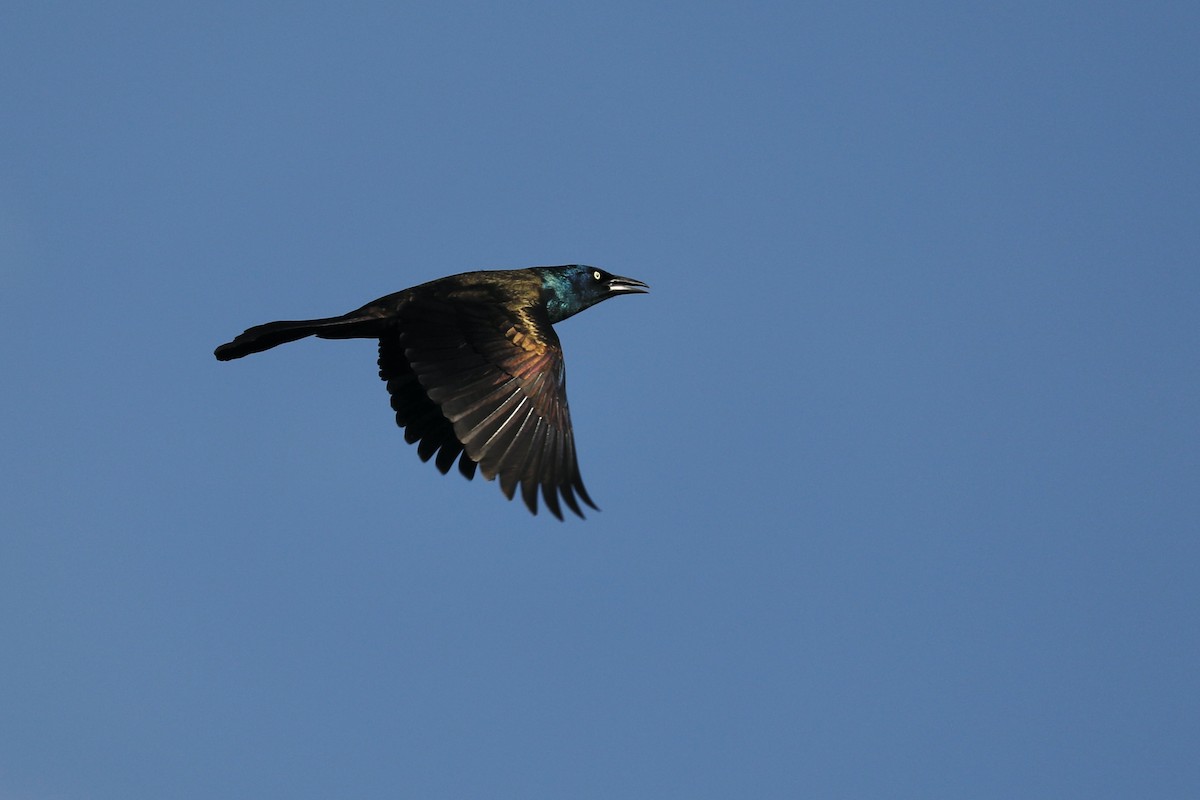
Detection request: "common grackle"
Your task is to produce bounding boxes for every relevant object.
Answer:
[214,265,648,519]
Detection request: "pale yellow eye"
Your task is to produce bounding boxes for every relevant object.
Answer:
[593,271,602,281]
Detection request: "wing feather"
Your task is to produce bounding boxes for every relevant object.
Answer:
[377,291,594,518]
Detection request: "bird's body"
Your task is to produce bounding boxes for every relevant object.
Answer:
[215,265,648,519]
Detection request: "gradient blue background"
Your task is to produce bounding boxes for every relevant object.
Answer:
[2,3,1197,798]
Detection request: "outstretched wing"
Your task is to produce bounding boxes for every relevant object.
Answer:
[378,295,596,519]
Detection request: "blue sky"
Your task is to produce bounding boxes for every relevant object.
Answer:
[2,2,1197,798]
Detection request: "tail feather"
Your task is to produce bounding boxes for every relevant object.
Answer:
[214,314,382,361]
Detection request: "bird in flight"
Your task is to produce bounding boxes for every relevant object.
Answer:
[214,265,649,519]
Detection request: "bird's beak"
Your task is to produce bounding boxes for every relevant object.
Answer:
[606,275,650,295]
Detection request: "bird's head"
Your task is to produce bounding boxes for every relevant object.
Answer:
[539,264,649,323]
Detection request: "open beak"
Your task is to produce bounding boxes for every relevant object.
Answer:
[606,275,650,295]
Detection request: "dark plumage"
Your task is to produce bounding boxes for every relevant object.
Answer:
[214,265,648,519]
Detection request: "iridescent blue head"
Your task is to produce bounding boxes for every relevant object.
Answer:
[537,264,650,323]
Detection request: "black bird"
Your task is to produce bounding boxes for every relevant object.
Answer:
[215,265,648,519]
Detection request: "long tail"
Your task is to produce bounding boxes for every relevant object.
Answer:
[214,314,384,361]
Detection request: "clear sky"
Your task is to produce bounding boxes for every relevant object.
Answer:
[2,2,1197,798]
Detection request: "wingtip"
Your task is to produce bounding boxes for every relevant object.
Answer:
[575,478,599,512]
[541,483,564,521]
